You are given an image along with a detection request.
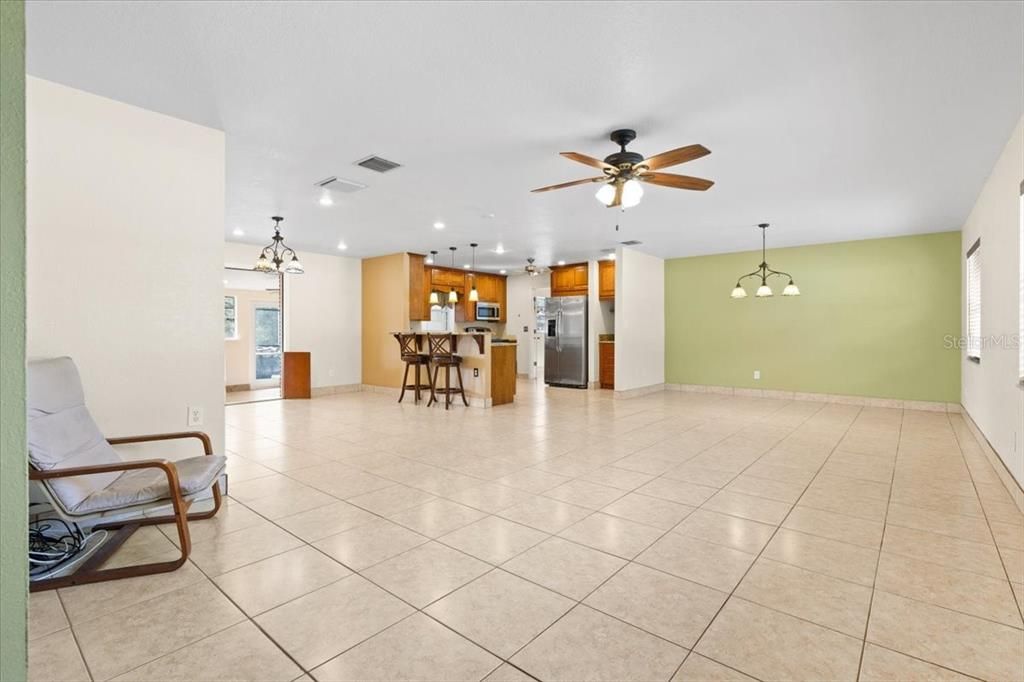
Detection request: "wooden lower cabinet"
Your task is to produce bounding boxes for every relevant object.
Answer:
[599,342,614,389]
[491,344,517,406]
[283,351,311,399]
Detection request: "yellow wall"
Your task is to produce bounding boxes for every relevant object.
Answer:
[224,287,279,387]
[361,253,409,387]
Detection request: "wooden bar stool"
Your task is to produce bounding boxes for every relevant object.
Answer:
[427,333,469,409]
[394,333,432,404]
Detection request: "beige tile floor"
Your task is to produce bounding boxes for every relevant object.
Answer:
[29,380,1024,681]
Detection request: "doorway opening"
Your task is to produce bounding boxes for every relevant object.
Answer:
[224,267,284,404]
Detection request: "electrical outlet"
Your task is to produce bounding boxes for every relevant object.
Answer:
[187,406,204,427]
[473,368,480,378]
[753,370,761,380]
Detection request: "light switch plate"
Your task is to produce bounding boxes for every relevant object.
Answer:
[187,406,204,427]
[753,370,761,380]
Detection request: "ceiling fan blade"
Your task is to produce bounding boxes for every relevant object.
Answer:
[560,152,615,171]
[639,172,714,191]
[531,177,605,193]
[639,144,710,171]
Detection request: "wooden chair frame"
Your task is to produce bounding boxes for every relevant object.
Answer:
[395,333,432,404]
[427,333,469,409]
[28,430,223,593]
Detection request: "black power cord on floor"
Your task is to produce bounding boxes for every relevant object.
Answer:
[29,517,107,581]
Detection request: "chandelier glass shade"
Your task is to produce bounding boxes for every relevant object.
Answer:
[255,216,304,274]
[731,223,799,300]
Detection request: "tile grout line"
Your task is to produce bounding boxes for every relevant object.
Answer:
[854,403,904,681]
[946,411,1024,627]
[667,401,864,681]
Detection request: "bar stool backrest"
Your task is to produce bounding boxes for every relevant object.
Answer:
[394,333,420,358]
[427,333,456,358]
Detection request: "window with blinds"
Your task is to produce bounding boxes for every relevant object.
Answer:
[966,239,981,362]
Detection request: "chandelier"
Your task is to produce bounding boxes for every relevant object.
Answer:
[731,223,799,299]
[255,216,304,274]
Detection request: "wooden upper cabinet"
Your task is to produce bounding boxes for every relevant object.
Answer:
[412,259,505,322]
[430,267,465,289]
[550,262,588,297]
[408,253,429,320]
[598,260,615,300]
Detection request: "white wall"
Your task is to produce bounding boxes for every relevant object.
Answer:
[506,274,549,378]
[225,242,362,389]
[27,78,226,456]
[615,247,665,392]
[961,116,1023,487]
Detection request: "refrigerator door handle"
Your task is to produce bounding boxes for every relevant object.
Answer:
[557,310,562,352]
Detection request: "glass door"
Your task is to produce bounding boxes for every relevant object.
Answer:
[253,302,282,387]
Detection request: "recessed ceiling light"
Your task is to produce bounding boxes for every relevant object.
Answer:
[337,241,348,250]
[223,279,229,285]
[484,212,495,219]
[319,193,334,206]
[499,269,507,274]
[494,244,505,254]
[557,260,566,266]
[607,253,616,260]
[232,228,244,237]
[463,264,471,269]
[433,221,445,230]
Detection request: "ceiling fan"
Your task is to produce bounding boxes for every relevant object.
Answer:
[523,258,546,277]
[531,129,713,208]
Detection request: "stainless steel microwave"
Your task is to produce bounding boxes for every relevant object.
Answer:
[475,302,501,321]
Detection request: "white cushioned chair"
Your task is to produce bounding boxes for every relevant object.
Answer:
[28,357,225,591]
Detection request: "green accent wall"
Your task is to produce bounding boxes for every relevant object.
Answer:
[1,1,27,679]
[665,231,961,403]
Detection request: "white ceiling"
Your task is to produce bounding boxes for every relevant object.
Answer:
[26,1,1023,270]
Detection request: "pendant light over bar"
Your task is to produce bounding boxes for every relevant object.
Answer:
[428,251,440,305]
[469,243,479,302]
[448,247,459,305]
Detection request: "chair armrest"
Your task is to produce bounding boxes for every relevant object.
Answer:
[30,458,183,498]
[106,431,213,456]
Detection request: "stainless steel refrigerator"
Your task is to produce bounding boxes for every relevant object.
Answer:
[544,295,588,388]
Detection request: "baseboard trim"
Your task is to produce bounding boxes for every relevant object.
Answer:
[664,383,959,412]
[614,383,665,399]
[958,407,1024,516]
[310,383,362,397]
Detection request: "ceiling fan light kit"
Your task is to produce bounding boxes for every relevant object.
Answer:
[254,216,304,274]
[533,128,713,209]
[731,223,801,300]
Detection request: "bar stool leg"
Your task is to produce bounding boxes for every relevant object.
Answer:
[428,363,438,407]
[413,363,421,403]
[457,364,469,406]
[399,361,410,403]
[445,365,452,410]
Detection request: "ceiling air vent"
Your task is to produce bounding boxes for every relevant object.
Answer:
[355,155,402,173]
[316,176,367,193]
[619,240,643,246]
